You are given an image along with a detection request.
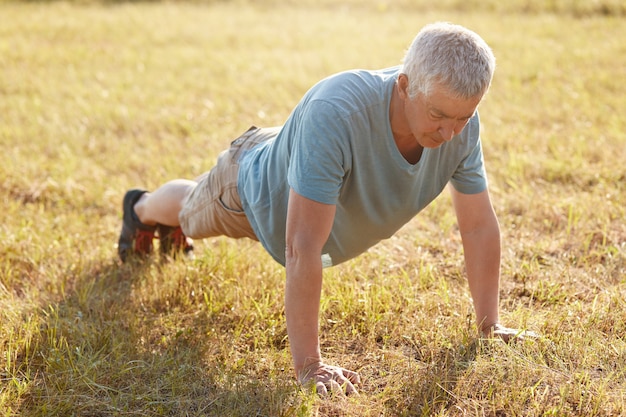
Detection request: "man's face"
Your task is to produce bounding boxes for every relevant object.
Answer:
[402,82,482,148]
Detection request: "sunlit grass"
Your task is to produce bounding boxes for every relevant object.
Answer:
[1,1,625,415]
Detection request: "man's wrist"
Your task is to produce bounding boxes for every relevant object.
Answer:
[480,322,500,336]
[296,356,323,382]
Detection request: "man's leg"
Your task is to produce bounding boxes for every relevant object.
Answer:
[134,179,197,227]
[117,126,276,262]
[118,179,196,262]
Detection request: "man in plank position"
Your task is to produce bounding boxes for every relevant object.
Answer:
[118,22,530,395]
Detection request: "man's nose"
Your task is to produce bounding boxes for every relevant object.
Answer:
[438,121,456,142]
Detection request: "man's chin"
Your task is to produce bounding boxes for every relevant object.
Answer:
[423,137,444,148]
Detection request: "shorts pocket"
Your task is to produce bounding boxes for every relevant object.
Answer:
[217,186,245,214]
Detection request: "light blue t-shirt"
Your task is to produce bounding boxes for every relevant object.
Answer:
[238,67,487,266]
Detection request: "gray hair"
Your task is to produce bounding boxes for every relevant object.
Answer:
[401,22,496,100]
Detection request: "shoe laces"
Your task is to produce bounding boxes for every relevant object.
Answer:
[134,229,155,253]
[171,227,193,252]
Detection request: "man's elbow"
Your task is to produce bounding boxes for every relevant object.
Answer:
[285,238,320,269]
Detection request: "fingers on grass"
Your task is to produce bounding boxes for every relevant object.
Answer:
[342,368,361,385]
[312,371,359,396]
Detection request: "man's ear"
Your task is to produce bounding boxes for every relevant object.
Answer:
[397,73,410,100]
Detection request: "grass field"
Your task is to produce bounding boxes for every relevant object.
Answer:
[1,0,625,415]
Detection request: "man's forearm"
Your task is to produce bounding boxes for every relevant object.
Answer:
[462,222,501,333]
[285,253,324,378]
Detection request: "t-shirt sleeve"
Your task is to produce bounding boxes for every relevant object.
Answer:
[287,100,350,205]
[449,116,488,194]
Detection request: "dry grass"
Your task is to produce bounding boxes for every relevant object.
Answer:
[1,1,625,416]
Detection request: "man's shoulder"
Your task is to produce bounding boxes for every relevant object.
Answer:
[320,66,400,87]
[303,66,399,115]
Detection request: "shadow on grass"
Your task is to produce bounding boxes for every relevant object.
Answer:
[9,250,502,416]
[383,339,486,416]
[15,257,301,417]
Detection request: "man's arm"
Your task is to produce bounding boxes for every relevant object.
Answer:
[451,186,536,341]
[285,189,360,395]
[450,187,501,334]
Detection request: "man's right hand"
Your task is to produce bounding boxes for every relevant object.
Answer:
[298,359,361,396]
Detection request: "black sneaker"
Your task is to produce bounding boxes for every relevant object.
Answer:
[117,189,156,262]
[157,224,194,260]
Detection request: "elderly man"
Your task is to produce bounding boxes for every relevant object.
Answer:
[117,22,527,395]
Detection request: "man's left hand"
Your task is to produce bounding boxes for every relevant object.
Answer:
[484,323,539,342]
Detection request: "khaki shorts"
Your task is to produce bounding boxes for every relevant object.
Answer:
[179,126,280,240]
